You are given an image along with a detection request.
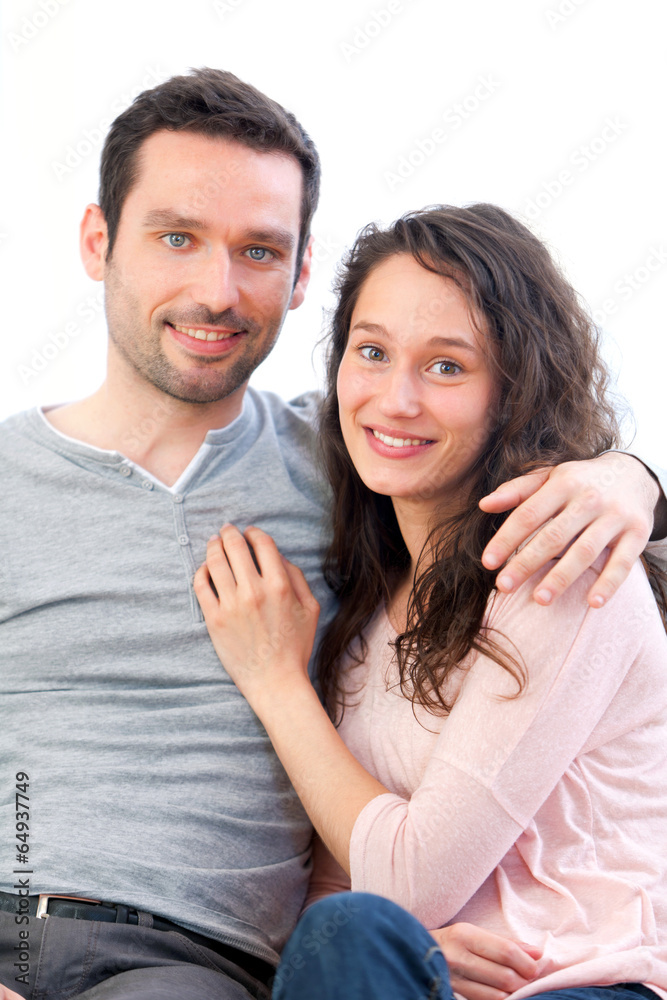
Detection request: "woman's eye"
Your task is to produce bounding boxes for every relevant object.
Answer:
[245,247,274,261]
[430,360,461,376]
[162,233,191,249]
[360,346,386,362]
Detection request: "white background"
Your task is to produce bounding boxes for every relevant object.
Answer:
[1,0,664,462]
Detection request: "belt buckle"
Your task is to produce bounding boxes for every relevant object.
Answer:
[36,894,102,919]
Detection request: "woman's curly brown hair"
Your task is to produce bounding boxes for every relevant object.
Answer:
[316,203,665,721]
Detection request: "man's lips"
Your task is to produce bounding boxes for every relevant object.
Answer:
[171,323,239,342]
[166,322,246,356]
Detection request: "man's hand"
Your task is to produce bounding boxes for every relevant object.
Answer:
[430,923,541,1000]
[479,453,660,608]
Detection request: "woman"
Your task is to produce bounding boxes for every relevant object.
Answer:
[194,204,667,1000]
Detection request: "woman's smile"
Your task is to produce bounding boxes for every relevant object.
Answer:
[337,254,498,512]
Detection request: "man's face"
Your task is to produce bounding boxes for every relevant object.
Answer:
[83,130,309,405]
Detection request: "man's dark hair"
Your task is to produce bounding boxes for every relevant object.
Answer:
[99,67,320,270]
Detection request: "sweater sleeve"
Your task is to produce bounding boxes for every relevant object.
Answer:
[646,463,667,569]
[303,835,351,910]
[348,557,665,928]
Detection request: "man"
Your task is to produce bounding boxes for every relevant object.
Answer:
[0,68,665,1000]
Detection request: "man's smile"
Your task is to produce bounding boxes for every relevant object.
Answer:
[171,322,240,342]
[166,321,247,356]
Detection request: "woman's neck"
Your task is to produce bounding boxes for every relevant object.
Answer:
[386,498,433,633]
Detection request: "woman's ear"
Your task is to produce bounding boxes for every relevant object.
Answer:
[80,204,109,281]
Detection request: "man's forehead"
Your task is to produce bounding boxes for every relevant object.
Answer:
[127,130,303,227]
[136,130,301,188]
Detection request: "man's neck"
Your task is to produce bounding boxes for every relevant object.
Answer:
[43,379,247,487]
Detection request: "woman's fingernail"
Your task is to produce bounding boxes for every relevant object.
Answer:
[497,574,514,591]
[535,588,552,605]
[590,594,605,608]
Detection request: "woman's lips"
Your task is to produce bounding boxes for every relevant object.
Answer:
[365,426,435,457]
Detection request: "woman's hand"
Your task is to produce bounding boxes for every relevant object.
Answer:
[0,985,25,1000]
[430,923,542,1000]
[195,525,386,874]
[193,524,320,708]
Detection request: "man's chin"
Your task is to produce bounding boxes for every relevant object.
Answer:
[144,361,253,405]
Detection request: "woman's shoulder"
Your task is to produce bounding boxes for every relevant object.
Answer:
[488,551,652,622]
[484,552,666,675]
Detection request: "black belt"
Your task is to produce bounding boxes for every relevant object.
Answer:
[0,891,274,986]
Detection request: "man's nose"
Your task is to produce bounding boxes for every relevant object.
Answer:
[376,367,422,420]
[189,251,241,314]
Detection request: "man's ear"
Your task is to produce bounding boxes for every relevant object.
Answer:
[288,235,313,312]
[80,204,109,281]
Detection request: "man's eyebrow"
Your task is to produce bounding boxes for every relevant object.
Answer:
[350,322,478,352]
[245,228,295,253]
[142,210,206,230]
[141,213,295,253]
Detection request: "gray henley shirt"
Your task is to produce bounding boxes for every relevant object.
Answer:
[0,387,335,965]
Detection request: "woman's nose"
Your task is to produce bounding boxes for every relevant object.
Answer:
[376,368,422,420]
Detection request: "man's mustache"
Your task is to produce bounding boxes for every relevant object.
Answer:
[164,309,262,334]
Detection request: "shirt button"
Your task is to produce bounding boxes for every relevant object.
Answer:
[119,465,132,477]
[173,495,183,504]
[141,480,154,491]
[178,535,190,546]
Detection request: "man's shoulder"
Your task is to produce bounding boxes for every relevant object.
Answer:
[250,386,322,420]
[0,407,40,453]
[248,387,322,443]
[245,387,329,509]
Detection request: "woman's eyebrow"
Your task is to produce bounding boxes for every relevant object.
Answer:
[350,322,477,353]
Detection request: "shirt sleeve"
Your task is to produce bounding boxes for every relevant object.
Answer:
[645,462,667,568]
[303,835,351,911]
[348,557,664,928]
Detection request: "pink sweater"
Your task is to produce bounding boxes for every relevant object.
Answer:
[309,557,667,999]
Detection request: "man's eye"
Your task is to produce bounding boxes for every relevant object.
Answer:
[162,233,191,249]
[245,247,274,261]
[360,346,386,362]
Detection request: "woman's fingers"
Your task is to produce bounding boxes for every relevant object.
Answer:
[430,923,541,1000]
[281,554,321,613]
[217,523,262,588]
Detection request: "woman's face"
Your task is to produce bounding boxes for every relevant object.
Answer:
[337,254,498,511]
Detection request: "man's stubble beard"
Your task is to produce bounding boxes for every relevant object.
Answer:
[103,264,283,405]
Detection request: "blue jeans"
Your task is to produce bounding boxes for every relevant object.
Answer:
[271,892,657,1000]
